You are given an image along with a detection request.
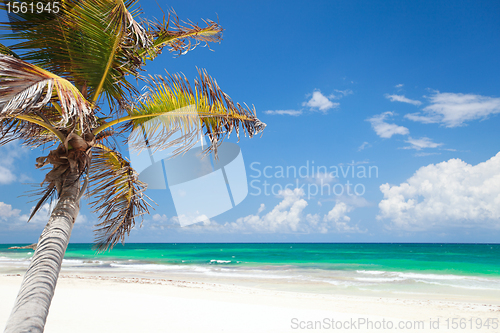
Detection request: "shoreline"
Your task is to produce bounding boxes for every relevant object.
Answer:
[2,274,499,332]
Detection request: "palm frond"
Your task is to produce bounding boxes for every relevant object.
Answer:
[0,0,79,70]
[66,0,151,105]
[1,0,150,109]
[119,69,266,157]
[88,144,152,251]
[0,55,95,130]
[0,43,19,58]
[142,12,223,60]
[25,182,57,222]
[0,115,59,148]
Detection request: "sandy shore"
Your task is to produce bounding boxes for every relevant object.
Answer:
[1,274,499,332]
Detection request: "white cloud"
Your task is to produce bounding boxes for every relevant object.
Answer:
[324,202,351,230]
[404,112,440,124]
[367,112,409,138]
[0,202,51,225]
[320,202,365,233]
[75,214,87,225]
[405,92,500,127]
[0,166,17,184]
[267,89,350,116]
[378,152,500,230]
[385,94,422,106]
[0,202,21,220]
[264,110,303,116]
[0,143,29,185]
[152,214,169,222]
[395,84,404,88]
[358,142,371,151]
[0,200,89,231]
[227,188,308,232]
[210,188,365,234]
[302,91,339,113]
[19,203,54,224]
[403,137,443,150]
[20,203,88,226]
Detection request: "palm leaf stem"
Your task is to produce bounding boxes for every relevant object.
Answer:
[91,19,123,105]
[13,115,65,142]
[92,111,254,136]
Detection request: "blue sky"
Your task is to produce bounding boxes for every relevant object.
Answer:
[1,0,500,243]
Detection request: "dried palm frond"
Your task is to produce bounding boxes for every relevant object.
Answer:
[0,119,56,148]
[88,144,152,251]
[120,69,266,157]
[0,55,95,130]
[141,11,223,60]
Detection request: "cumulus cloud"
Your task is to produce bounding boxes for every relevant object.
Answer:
[226,188,308,232]
[378,152,500,230]
[395,84,404,88]
[405,92,500,127]
[146,188,367,234]
[264,110,303,116]
[0,202,21,220]
[225,188,365,233]
[367,112,409,138]
[302,91,339,113]
[178,188,365,234]
[403,137,443,150]
[385,94,422,106]
[19,203,54,224]
[323,202,361,232]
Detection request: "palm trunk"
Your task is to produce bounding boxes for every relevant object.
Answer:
[4,172,81,333]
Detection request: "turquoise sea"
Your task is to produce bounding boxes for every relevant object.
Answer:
[2,243,500,301]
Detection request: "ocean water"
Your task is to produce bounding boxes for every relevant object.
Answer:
[1,243,500,301]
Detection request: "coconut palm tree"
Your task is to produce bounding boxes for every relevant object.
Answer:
[0,1,265,332]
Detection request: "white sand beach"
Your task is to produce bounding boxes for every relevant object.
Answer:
[1,274,499,333]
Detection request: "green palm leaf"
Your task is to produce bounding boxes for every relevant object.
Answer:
[64,0,151,105]
[0,3,265,251]
[141,13,223,61]
[1,0,148,107]
[98,69,265,156]
[88,144,152,251]
[0,42,19,58]
[2,2,225,111]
